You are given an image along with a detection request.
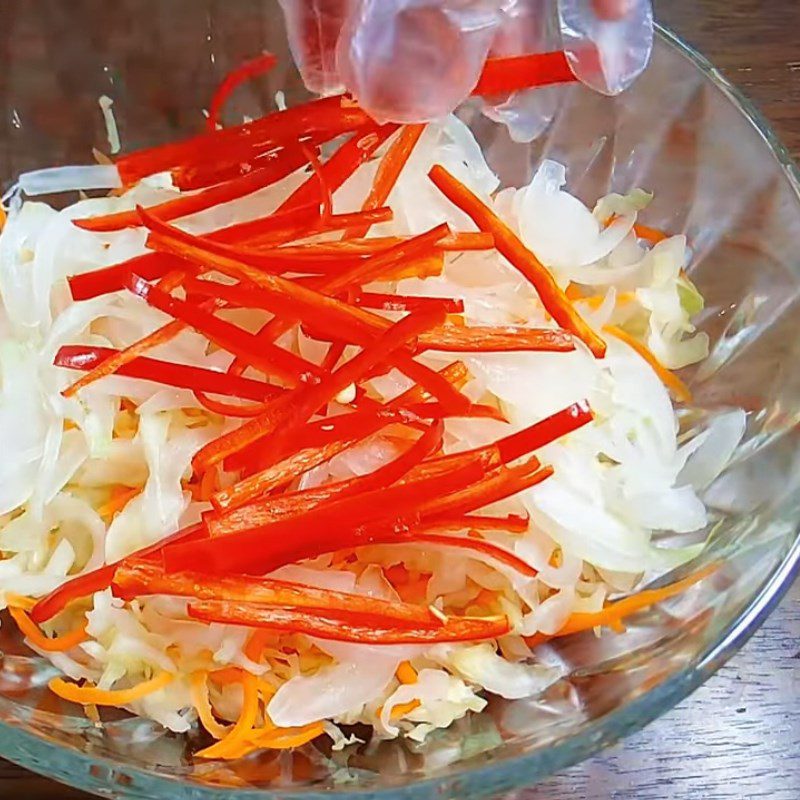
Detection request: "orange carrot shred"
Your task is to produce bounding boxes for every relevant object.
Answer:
[96,486,140,519]
[49,672,174,706]
[526,564,716,646]
[395,661,418,685]
[603,325,692,403]
[633,222,668,244]
[190,672,231,740]
[8,605,89,653]
[196,672,260,759]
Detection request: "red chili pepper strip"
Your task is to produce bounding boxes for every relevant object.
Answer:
[218,362,470,498]
[187,602,508,644]
[300,142,333,220]
[400,401,504,421]
[30,523,206,624]
[74,148,307,233]
[276,124,399,214]
[265,232,494,258]
[418,461,554,520]
[251,307,448,470]
[165,460,484,574]
[116,95,372,184]
[207,52,278,131]
[193,392,275,418]
[378,532,539,579]
[417,514,530,534]
[353,292,464,315]
[140,209,391,346]
[428,164,606,357]
[343,123,426,240]
[214,440,355,511]
[417,325,574,353]
[127,274,321,386]
[182,277,378,347]
[69,206,393,302]
[214,420,444,524]
[471,51,577,97]
[321,340,346,372]
[67,203,320,301]
[112,560,437,627]
[61,318,185,398]
[192,306,445,472]
[495,399,592,462]
[402,401,592,486]
[54,345,281,402]
[235,224,450,354]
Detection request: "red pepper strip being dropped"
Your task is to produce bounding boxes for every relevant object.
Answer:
[353,291,464,315]
[74,147,307,233]
[211,419,443,522]
[54,345,281,402]
[187,602,508,644]
[192,306,445,472]
[343,123,426,240]
[140,209,392,346]
[116,95,372,184]
[417,325,574,354]
[276,124,399,214]
[112,560,437,627]
[165,460,484,574]
[428,164,606,358]
[127,275,321,386]
[30,523,205,624]
[471,51,577,97]
[207,51,278,131]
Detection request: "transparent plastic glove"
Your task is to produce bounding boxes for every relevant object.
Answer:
[278,0,652,125]
[558,0,653,95]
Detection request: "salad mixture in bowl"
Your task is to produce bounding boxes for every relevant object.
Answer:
[0,50,745,765]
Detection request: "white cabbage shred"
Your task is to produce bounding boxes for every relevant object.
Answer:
[0,118,741,748]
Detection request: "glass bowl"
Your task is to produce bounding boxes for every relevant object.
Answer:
[1,2,799,797]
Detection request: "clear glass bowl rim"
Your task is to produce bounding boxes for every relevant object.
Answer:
[1,22,799,800]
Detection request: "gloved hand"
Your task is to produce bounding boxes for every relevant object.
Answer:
[278,0,652,130]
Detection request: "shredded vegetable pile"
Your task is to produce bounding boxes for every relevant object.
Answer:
[0,51,744,759]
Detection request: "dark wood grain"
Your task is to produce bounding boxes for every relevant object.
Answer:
[1,1,799,797]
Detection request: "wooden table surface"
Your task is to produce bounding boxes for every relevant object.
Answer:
[1,0,799,797]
